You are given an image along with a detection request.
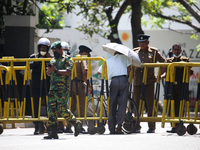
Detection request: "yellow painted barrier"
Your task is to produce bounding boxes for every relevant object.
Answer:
[161,62,200,132]
[0,57,199,136]
[70,56,108,134]
[0,57,108,135]
[138,63,169,121]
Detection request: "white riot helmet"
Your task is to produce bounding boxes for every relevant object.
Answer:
[37,38,50,52]
[37,38,50,47]
[61,41,70,50]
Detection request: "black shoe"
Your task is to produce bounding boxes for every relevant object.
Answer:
[34,128,40,135]
[33,122,40,135]
[44,131,59,139]
[57,128,64,134]
[147,128,155,133]
[74,121,82,137]
[166,128,176,133]
[132,129,140,133]
[38,121,45,134]
[115,126,124,134]
[44,124,59,139]
[109,131,116,134]
[80,128,88,134]
[47,126,51,135]
[64,127,73,133]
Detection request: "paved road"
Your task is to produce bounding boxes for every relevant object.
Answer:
[1,122,200,150]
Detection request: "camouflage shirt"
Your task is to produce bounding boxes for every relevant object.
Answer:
[49,55,74,91]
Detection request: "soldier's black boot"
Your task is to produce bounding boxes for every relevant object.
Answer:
[44,124,59,139]
[39,121,46,134]
[47,126,51,135]
[69,119,82,137]
[33,121,40,135]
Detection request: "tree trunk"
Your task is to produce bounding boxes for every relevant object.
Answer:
[110,25,122,44]
[130,0,144,48]
[105,1,130,44]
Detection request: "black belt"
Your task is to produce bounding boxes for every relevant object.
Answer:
[112,75,127,79]
[74,79,84,82]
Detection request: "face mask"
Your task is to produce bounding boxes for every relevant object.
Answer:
[173,53,182,58]
[54,52,61,59]
[40,51,46,56]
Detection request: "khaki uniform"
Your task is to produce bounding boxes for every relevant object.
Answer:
[67,55,87,128]
[133,46,166,130]
[167,56,193,126]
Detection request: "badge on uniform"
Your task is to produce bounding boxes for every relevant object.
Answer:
[148,53,153,57]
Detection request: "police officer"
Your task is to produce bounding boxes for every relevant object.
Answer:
[44,41,82,139]
[133,34,166,133]
[65,45,92,134]
[61,41,71,55]
[166,43,193,133]
[29,37,52,135]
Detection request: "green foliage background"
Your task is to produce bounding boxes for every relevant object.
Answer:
[37,3,65,29]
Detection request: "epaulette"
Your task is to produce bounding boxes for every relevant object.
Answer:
[180,56,190,62]
[150,47,159,51]
[30,53,38,58]
[133,47,140,51]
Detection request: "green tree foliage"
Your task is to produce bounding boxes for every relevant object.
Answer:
[36,2,65,29]
[1,0,200,51]
[68,0,200,49]
[74,0,130,44]
[142,0,200,51]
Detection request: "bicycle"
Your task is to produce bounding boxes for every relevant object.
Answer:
[86,84,139,134]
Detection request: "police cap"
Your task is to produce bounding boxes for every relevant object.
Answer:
[79,45,92,53]
[50,41,62,49]
[137,34,150,42]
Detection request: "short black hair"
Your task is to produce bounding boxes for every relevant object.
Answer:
[172,43,181,50]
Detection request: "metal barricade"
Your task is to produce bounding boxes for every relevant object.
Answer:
[0,57,51,134]
[161,62,200,136]
[0,56,108,135]
[70,56,109,134]
[137,63,169,122]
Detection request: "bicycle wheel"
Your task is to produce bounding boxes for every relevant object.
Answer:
[85,98,97,126]
[122,98,139,134]
[96,97,108,126]
[87,98,96,117]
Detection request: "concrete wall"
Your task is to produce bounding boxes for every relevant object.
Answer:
[4,16,36,58]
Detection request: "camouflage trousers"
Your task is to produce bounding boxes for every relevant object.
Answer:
[47,90,76,126]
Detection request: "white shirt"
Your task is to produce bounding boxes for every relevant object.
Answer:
[98,54,132,79]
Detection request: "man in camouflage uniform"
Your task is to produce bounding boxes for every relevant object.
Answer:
[166,43,193,133]
[56,41,71,134]
[44,41,82,139]
[133,34,166,133]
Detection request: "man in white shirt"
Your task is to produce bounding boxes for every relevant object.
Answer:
[98,51,132,134]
